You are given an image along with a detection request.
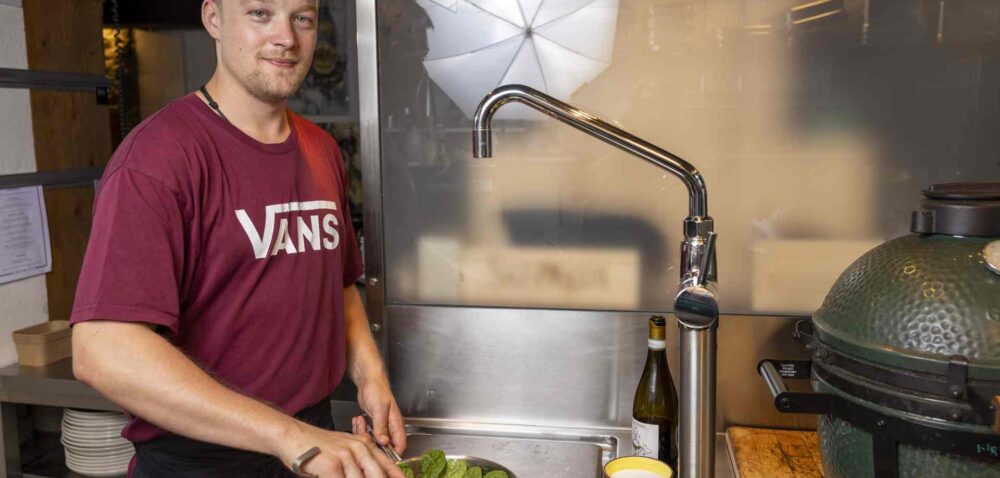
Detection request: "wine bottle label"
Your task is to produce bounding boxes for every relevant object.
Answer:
[631,418,659,458]
[647,339,666,350]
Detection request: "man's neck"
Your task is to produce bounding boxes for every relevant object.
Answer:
[199,74,291,145]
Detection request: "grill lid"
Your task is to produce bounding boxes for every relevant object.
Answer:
[815,183,1000,378]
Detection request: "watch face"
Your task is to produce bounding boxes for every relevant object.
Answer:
[985,240,1000,275]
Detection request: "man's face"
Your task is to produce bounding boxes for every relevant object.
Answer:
[210,0,318,102]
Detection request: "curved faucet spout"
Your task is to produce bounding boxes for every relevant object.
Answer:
[473,84,719,478]
[472,84,709,218]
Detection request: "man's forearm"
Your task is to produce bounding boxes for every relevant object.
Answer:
[343,284,387,387]
[72,321,300,457]
[342,284,408,453]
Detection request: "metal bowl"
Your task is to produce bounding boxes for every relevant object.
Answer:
[397,455,516,478]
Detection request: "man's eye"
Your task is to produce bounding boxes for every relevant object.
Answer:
[249,9,268,19]
[295,15,315,26]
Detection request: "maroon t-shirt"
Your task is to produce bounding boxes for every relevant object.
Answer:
[70,93,363,443]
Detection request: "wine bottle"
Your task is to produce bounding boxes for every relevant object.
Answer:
[632,315,679,469]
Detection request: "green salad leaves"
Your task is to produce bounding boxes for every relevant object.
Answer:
[445,459,468,478]
[464,467,483,478]
[399,449,509,478]
[421,449,447,478]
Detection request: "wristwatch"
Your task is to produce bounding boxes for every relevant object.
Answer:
[291,446,321,478]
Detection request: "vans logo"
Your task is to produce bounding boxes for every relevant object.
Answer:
[235,200,341,259]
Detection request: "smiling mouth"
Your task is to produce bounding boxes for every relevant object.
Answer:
[262,58,299,68]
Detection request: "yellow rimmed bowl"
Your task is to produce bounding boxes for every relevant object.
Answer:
[603,456,673,478]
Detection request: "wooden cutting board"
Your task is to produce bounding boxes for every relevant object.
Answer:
[726,427,824,478]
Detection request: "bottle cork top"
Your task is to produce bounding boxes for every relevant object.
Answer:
[648,315,666,340]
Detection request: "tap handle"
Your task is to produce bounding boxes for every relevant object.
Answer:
[697,231,717,287]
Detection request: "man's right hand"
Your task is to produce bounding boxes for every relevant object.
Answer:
[279,422,406,478]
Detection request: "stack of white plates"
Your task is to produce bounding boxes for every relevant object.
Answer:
[60,409,134,477]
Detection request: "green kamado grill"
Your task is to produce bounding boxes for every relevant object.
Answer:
[759,182,1000,478]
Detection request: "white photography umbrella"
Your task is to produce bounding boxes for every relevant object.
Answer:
[417,0,620,119]
[426,0,459,13]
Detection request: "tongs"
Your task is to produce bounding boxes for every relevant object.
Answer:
[363,414,403,463]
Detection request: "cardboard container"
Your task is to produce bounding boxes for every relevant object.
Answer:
[12,320,72,367]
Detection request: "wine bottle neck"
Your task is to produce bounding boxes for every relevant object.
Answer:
[647,338,666,351]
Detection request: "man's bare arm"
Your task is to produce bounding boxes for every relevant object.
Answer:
[72,320,404,478]
[343,285,407,453]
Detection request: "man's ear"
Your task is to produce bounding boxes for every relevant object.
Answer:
[202,0,222,40]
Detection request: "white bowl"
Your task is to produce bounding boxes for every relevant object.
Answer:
[62,427,125,438]
[63,415,127,427]
[66,452,132,466]
[61,437,131,450]
[66,455,131,468]
[61,434,131,449]
[65,409,125,418]
[60,410,133,477]
[65,464,129,478]
[63,442,133,457]
[61,427,125,438]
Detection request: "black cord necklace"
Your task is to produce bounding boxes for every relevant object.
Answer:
[199,85,229,122]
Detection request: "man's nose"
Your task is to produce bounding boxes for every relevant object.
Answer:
[270,18,297,49]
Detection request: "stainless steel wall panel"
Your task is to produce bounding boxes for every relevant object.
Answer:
[356,0,387,353]
[387,305,815,432]
[374,0,1000,316]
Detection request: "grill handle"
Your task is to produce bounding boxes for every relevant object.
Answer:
[757,359,834,415]
[760,361,788,397]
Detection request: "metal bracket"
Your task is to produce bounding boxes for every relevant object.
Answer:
[792,319,814,345]
[96,85,110,105]
[947,355,970,399]
[0,167,104,191]
[0,67,112,104]
[872,433,899,478]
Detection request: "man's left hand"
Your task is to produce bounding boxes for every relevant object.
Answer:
[355,377,407,454]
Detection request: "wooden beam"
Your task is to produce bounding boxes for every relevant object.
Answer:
[22,0,111,322]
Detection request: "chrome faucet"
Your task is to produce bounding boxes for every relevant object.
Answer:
[473,84,719,478]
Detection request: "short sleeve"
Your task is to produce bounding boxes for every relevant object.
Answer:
[70,167,186,335]
[334,145,364,286]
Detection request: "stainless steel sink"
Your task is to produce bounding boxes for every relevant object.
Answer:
[330,403,736,477]
[402,419,621,477]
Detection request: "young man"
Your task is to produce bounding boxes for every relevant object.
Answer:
[70,1,406,477]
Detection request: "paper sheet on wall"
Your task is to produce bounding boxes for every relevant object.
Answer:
[0,186,52,285]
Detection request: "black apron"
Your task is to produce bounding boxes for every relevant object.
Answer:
[130,398,334,478]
